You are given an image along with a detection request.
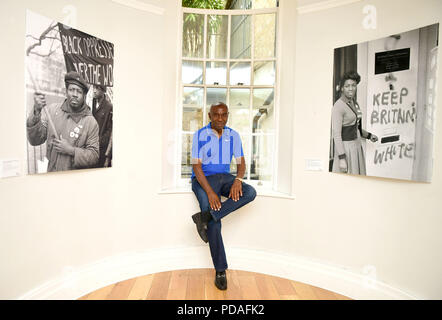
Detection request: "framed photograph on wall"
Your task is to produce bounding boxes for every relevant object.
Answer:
[329,23,439,182]
[25,11,114,174]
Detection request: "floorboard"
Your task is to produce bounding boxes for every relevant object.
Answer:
[78,269,352,300]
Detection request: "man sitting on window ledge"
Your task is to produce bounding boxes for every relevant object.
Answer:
[191,102,257,291]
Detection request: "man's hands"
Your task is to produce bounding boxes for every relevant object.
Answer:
[33,92,47,114]
[229,179,243,202]
[208,190,222,211]
[53,136,75,156]
[193,162,246,212]
[207,179,243,211]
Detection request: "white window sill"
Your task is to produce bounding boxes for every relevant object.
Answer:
[158,186,295,200]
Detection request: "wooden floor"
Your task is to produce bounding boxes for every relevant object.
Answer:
[78,269,352,300]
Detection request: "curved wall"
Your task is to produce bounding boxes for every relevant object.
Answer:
[0,0,441,300]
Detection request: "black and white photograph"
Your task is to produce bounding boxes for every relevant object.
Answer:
[330,23,439,182]
[25,11,114,174]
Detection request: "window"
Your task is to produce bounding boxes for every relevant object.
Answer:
[179,1,279,189]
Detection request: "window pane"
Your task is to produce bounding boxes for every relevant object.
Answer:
[206,62,227,85]
[228,107,249,133]
[250,134,274,181]
[226,0,253,9]
[228,88,250,133]
[207,15,228,59]
[230,62,251,85]
[182,60,203,84]
[181,133,193,178]
[253,61,275,85]
[230,15,251,59]
[183,87,203,132]
[230,88,250,107]
[253,88,274,133]
[183,13,204,58]
[230,134,249,178]
[254,14,276,58]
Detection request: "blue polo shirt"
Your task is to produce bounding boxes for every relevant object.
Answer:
[191,122,244,179]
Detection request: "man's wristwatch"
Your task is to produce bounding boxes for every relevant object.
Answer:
[235,177,243,182]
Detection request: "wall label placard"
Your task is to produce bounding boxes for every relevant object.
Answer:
[375,48,410,74]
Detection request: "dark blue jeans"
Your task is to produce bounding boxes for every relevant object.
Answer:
[192,173,257,272]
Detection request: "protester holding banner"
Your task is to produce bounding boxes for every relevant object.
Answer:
[26,71,99,172]
[331,71,378,175]
[25,14,114,174]
[92,85,113,168]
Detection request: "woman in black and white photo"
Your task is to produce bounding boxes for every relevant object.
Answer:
[331,71,378,175]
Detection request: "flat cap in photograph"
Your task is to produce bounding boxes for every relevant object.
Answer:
[65,71,89,93]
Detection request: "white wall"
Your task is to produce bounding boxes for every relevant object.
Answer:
[0,0,441,300]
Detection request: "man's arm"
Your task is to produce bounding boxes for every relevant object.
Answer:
[229,156,245,202]
[235,156,246,180]
[193,161,222,211]
[26,93,48,146]
[229,130,246,201]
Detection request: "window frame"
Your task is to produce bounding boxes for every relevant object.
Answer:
[177,6,280,192]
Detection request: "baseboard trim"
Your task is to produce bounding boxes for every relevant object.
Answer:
[18,246,419,300]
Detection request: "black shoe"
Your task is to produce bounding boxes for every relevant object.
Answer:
[215,271,227,290]
[192,212,209,243]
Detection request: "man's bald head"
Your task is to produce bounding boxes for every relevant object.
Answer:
[210,102,228,112]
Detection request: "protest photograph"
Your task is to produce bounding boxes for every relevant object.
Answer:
[329,23,439,182]
[25,10,114,174]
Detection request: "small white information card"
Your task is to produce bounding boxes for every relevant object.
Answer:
[0,159,21,178]
[305,159,324,172]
